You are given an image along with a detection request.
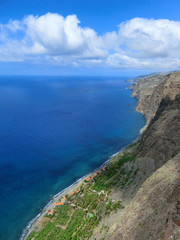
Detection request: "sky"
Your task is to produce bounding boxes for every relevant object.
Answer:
[1,0,180,76]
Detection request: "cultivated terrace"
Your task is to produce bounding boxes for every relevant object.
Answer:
[26,147,138,240]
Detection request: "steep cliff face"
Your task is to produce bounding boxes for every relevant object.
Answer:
[112,153,180,240]
[91,72,180,240]
[132,72,180,171]
[135,94,180,169]
[132,72,180,125]
[111,72,180,240]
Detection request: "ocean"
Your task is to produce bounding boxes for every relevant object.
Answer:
[0,76,145,240]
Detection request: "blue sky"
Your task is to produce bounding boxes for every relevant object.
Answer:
[1,0,180,76]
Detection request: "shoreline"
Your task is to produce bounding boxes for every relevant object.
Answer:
[21,149,120,240]
[21,82,145,240]
[21,129,143,240]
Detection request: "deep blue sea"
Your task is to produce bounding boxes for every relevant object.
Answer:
[0,76,145,240]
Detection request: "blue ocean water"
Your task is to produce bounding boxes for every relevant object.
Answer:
[0,76,145,240]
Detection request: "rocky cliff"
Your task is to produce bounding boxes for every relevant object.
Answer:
[131,72,180,125]
[112,152,180,240]
[135,94,180,169]
[91,72,180,240]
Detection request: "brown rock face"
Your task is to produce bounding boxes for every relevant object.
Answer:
[132,72,180,125]
[112,153,180,240]
[111,73,180,240]
[135,94,180,169]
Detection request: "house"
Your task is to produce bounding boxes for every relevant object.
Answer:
[54,202,64,206]
[48,210,54,215]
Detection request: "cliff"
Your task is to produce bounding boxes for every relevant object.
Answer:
[131,72,180,125]
[135,94,180,169]
[112,152,180,240]
[91,72,180,240]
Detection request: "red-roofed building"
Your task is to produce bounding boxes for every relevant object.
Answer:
[85,177,91,181]
[55,202,64,206]
[48,210,54,215]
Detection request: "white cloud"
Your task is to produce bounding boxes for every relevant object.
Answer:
[1,14,180,69]
[105,17,180,69]
[23,13,107,60]
[117,18,180,58]
[0,13,107,62]
[24,14,85,54]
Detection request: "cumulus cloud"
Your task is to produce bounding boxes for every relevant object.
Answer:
[0,13,107,62]
[118,18,180,58]
[1,14,180,69]
[104,18,180,69]
[24,14,103,56]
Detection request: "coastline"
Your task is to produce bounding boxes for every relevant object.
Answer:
[21,128,144,240]
[20,149,120,240]
[20,71,180,240]
[21,82,145,240]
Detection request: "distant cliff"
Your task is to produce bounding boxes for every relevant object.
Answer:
[131,72,180,125]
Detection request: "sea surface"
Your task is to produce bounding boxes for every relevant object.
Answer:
[0,76,145,240]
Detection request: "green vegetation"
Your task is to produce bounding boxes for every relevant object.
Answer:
[105,200,123,215]
[92,153,137,191]
[26,232,36,240]
[27,153,137,240]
